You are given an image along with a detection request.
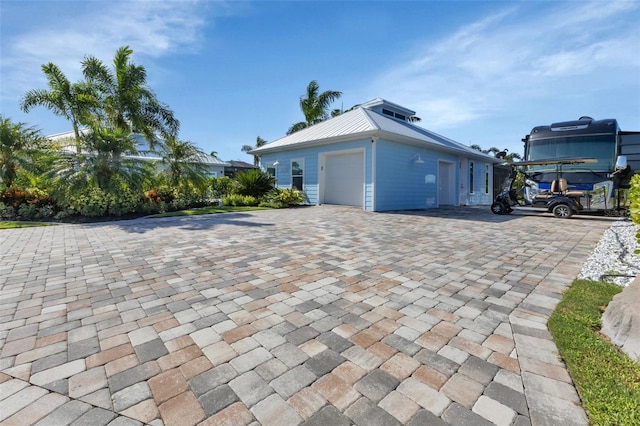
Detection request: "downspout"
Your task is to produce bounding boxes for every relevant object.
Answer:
[371,135,378,211]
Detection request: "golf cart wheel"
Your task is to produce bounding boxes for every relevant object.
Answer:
[552,203,573,219]
[491,202,506,215]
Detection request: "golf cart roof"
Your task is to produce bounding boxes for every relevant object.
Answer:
[512,157,598,167]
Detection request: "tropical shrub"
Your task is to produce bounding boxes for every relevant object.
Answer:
[0,202,15,219]
[222,194,258,206]
[59,186,143,217]
[629,174,640,247]
[222,194,242,206]
[1,187,51,208]
[258,188,305,208]
[17,203,39,219]
[145,187,175,205]
[242,195,259,206]
[272,188,304,206]
[235,169,275,198]
[210,176,235,199]
[35,205,56,219]
[106,189,141,216]
[258,201,283,208]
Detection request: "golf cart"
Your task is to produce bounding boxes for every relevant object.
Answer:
[491,158,599,219]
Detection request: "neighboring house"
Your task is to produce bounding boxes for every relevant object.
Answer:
[250,98,501,211]
[224,160,257,178]
[46,130,230,177]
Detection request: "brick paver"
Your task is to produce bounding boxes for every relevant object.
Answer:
[0,206,610,424]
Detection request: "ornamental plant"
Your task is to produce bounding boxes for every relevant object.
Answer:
[629,174,640,250]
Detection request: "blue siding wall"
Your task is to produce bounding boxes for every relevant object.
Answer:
[260,139,373,208]
[259,138,496,211]
[375,140,459,211]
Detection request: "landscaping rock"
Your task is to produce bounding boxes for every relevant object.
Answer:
[601,276,640,362]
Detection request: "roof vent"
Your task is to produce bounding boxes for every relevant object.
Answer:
[578,116,594,121]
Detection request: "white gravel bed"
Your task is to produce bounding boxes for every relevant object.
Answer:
[578,219,640,286]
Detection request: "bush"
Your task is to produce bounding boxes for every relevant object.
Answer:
[60,187,143,217]
[272,188,304,206]
[35,205,55,219]
[107,190,141,216]
[242,195,258,206]
[258,200,285,208]
[629,174,640,225]
[222,194,243,206]
[1,187,51,208]
[630,174,640,250]
[210,176,235,199]
[235,169,276,198]
[257,188,304,208]
[17,203,38,219]
[0,202,15,219]
[222,194,258,206]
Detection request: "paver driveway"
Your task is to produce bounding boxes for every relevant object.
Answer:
[0,206,614,425]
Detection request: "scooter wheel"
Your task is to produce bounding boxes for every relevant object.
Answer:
[491,202,506,215]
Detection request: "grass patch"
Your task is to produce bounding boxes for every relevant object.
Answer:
[146,205,270,218]
[548,279,640,425]
[0,221,56,229]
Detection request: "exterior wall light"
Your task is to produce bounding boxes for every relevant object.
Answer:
[412,154,424,164]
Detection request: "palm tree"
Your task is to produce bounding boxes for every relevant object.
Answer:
[0,117,44,188]
[242,136,267,166]
[82,46,179,148]
[20,63,95,154]
[161,136,208,190]
[470,144,522,163]
[287,81,342,134]
[50,126,144,194]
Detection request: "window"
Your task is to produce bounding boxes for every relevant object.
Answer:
[469,161,474,194]
[382,108,407,121]
[291,159,303,190]
[526,135,616,172]
[485,164,490,194]
[266,164,276,178]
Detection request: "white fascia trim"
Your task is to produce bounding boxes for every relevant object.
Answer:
[376,130,503,163]
[250,130,379,155]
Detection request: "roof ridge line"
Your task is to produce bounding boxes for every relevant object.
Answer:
[359,107,382,131]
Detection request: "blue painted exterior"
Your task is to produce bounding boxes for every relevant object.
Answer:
[375,139,460,211]
[260,139,374,208]
[259,137,498,211]
[255,100,500,212]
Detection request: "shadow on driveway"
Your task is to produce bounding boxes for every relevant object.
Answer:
[79,212,274,234]
[384,205,621,224]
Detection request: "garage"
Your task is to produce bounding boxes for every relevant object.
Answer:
[250,98,500,211]
[322,151,364,207]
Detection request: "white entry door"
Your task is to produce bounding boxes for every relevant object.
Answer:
[438,161,456,206]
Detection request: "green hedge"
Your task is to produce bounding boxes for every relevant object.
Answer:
[630,175,640,248]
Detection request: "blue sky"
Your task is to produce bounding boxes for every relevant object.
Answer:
[1,0,639,162]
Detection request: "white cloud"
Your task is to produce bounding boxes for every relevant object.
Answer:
[0,0,210,100]
[369,1,640,132]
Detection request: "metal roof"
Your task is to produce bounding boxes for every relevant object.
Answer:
[251,106,501,162]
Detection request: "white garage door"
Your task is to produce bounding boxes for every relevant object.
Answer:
[324,152,364,207]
